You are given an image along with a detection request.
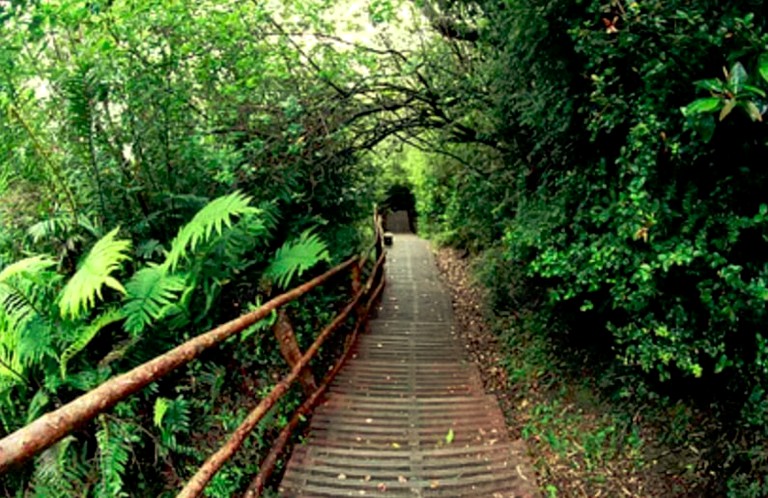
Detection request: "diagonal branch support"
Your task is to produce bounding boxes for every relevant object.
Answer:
[272,310,317,395]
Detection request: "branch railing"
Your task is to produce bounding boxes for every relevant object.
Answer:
[0,211,387,497]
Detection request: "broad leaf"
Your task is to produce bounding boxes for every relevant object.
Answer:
[682,97,721,117]
[742,84,766,98]
[728,62,748,93]
[759,54,768,84]
[694,79,725,93]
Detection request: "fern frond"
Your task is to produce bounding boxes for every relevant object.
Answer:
[28,214,102,244]
[153,396,191,452]
[0,256,56,282]
[30,435,85,498]
[25,388,51,425]
[17,318,55,371]
[95,417,131,498]
[0,285,36,335]
[263,229,331,289]
[164,191,257,271]
[59,228,131,319]
[63,64,96,140]
[60,309,123,378]
[0,257,56,385]
[153,397,170,428]
[121,266,187,336]
[28,218,69,244]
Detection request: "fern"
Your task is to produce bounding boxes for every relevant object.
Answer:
[63,64,96,140]
[264,229,331,289]
[0,256,56,282]
[164,191,257,271]
[59,309,123,378]
[27,214,102,244]
[153,396,191,453]
[30,436,87,498]
[121,266,187,336]
[59,228,131,319]
[0,257,56,385]
[153,397,170,428]
[17,319,55,372]
[95,417,131,498]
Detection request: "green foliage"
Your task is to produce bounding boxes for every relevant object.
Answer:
[59,309,123,378]
[59,228,131,319]
[264,230,331,289]
[683,60,768,124]
[0,0,425,494]
[122,267,187,336]
[407,0,768,492]
[165,191,258,272]
[29,436,88,498]
[95,417,134,498]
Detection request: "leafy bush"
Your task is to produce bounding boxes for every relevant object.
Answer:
[408,0,768,491]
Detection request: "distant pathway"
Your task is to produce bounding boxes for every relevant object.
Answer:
[279,235,538,497]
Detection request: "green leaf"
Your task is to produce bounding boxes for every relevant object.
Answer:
[0,256,56,282]
[95,418,131,497]
[728,62,748,93]
[445,428,455,444]
[692,115,716,143]
[122,266,187,336]
[694,79,725,93]
[263,229,331,289]
[742,84,766,98]
[758,54,768,84]
[681,97,721,117]
[60,309,123,378]
[165,192,257,271]
[59,228,131,319]
[153,397,170,428]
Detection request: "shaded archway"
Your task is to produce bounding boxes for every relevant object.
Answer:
[381,183,417,233]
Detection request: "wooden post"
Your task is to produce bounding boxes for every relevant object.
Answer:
[374,212,384,291]
[272,310,317,396]
[351,262,366,327]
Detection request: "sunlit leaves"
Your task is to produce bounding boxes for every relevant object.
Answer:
[59,228,131,319]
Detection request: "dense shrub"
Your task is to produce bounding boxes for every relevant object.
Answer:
[409,0,768,491]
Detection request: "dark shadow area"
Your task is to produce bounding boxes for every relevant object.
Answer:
[380,184,417,233]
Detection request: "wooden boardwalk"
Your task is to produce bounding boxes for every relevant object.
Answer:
[279,235,538,497]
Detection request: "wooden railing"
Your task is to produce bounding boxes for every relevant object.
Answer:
[0,212,386,497]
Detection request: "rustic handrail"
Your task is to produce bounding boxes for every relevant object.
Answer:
[178,260,372,497]
[244,252,386,497]
[0,211,385,486]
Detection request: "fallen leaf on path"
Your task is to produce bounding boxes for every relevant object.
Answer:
[445,428,455,444]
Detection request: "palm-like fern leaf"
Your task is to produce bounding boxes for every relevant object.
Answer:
[30,435,85,498]
[264,229,331,289]
[60,309,123,378]
[0,256,56,282]
[121,266,187,336]
[95,417,131,498]
[27,214,102,244]
[0,257,56,383]
[164,191,257,271]
[59,228,131,319]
